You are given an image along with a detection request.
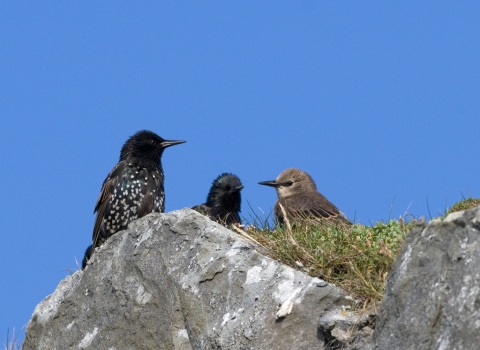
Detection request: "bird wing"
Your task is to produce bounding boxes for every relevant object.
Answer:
[192,204,241,225]
[192,204,212,217]
[92,162,125,247]
[276,194,349,224]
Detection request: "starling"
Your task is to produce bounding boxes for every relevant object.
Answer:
[84,130,185,268]
[192,173,243,225]
[258,168,349,225]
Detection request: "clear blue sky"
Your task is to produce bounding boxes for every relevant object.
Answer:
[1,2,479,343]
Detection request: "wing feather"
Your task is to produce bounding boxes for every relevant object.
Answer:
[276,193,350,225]
[92,162,124,247]
[192,204,212,217]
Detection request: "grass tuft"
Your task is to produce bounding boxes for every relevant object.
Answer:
[245,213,415,309]
[444,196,480,217]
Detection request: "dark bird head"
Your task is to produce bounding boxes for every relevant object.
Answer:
[120,130,185,164]
[206,173,243,212]
[258,168,317,199]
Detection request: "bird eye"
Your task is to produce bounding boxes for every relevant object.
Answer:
[286,181,293,186]
[225,185,231,191]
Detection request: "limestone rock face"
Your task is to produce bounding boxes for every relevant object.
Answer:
[364,206,480,350]
[22,209,352,350]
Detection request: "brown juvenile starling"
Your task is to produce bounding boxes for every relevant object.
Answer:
[258,168,349,225]
[192,173,243,225]
[82,130,185,269]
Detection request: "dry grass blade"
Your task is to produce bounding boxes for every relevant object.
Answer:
[230,224,267,250]
[278,203,297,246]
[4,328,20,350]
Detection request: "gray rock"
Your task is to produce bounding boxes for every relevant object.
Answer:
[22,209,353,350]
[363,206,480,350]
[318,307,375,350]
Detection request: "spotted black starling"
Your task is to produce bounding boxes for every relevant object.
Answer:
[83,130,185,268]
[192,173,243,225]
[258,168,350,225]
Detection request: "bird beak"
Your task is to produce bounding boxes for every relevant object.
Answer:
[233,185,244,192]
[161,139,186,149]
[258,180,280,188]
